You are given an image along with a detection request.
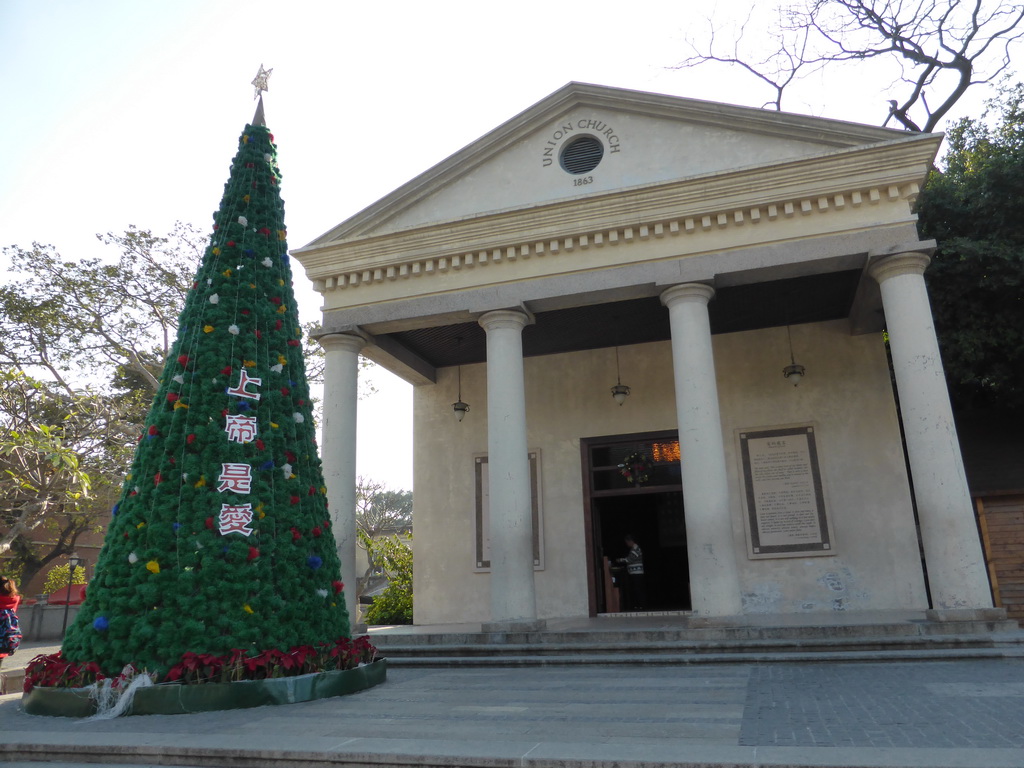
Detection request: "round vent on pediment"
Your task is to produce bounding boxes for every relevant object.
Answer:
[560,135,604,175]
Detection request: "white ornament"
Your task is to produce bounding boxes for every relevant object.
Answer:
[262,257,273,267]
[271,364,283,373]
[128,552,138,564]
[228,324,240,335]
[206,278,213,285]
[238,216,248,226]
[316,589,328,598]
[293,412,304,423]
[209,293,220,304]
[264,153,272,162]
[173,374,184,384]
[282,463,293,477]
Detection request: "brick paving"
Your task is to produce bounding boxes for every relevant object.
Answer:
[738,660,1024,749]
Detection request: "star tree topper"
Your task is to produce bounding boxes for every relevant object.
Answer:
[251,64,273,99]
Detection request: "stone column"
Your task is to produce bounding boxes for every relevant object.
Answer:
[318,332,366,628]
[660,284,743,617]
[869,252,993,611]
[478,309,541,629]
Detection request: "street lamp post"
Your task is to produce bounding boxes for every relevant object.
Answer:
[61,553,82,638]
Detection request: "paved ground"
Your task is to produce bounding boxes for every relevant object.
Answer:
[2,659,1024,767]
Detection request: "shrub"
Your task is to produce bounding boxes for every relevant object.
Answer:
[42,563,87,595]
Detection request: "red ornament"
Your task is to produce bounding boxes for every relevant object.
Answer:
[312,527,322,538]
[255,439,265,450]
[246,162,255,168]
[167,393,179,402]
[177,355,190,366]
[148,425,159,436]
[227,240,236,247]
[247,547,260,561]
[287,339,300,347]
[290,495,300,505]
[332,580,344,595]
[274,319,283,330]
[269,296,282,305]
[285,451,296,463]
[205,517,214,530]
[221,365,233,376]
[187,434,197,444]
[241,309,250,316]
[154,473,162,486]
[291,527,301,541]
[308,486,316,496]
[280,387,290,396]
[255,330,262,340]
[259,227,271,237]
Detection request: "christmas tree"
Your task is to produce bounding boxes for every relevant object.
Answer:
[61,83,350,677]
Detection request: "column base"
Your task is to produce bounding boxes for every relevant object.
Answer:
[481,619,547,633]
[926,608,1006,623]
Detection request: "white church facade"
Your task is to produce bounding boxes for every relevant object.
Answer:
[293,83,993,628]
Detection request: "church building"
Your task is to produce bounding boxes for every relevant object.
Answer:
[293,83,994,628]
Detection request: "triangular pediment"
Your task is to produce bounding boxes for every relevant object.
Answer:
[303,83,925,247]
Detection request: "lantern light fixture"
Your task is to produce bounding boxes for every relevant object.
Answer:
[611,347,631,405]
[783,325,806,386]
[452,338,470,421]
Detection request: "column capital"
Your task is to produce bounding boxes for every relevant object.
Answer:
[318,332,367,354]
[868,252,931,284]
[660,282,715,308]
[479,309,530,333]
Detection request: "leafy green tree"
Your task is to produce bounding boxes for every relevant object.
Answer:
[355,477,412,586]
[359,531,413,625]
[1,224,204,395]
[61,116,351,676]
[356,477,412,539]
[916,83,1024,412]
[0,370,130,588]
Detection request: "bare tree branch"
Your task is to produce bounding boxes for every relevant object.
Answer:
[677,0,1024,132]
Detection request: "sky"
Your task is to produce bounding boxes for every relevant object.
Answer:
[0,0,1013,492]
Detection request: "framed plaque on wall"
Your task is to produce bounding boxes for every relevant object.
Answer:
[737,424,835,558]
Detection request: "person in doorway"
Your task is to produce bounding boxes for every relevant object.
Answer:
[0,576,21,671]
[617,535,647,611]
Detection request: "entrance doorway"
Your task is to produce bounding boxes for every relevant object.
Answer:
[582,432,692,614]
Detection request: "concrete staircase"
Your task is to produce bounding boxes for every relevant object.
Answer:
[368,610,1024,667]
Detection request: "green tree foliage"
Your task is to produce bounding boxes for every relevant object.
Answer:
[60,120,350,676]
[1,224,204,396]
[356,477,412,539]
[916,83,1024,412]
[0,370,131,588]
[42,563,88,595]
[359,531,413,625]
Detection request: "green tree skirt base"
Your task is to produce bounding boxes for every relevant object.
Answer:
[21,659,386,717]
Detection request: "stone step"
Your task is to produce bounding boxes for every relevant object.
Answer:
[375,631,1023,658]
[383,645,1023,667]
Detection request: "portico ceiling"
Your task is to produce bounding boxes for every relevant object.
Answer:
[385,268,870,369]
